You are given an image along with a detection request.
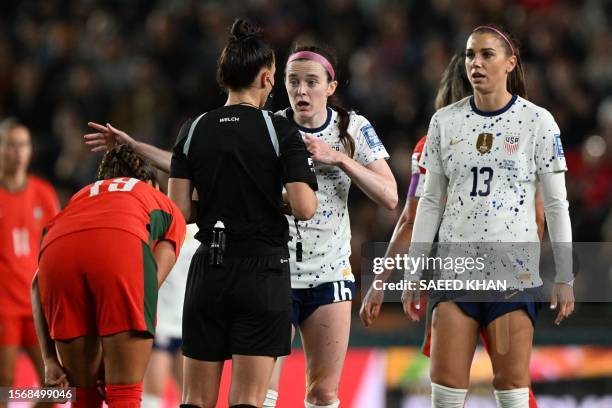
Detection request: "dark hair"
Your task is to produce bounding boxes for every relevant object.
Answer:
[217,18,275,91]
[288,44,355,157]
[97,144,158,185]
[471,25,527,98]
[434,52,472,110]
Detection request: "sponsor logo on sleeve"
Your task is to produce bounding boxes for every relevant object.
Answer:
[361,124,382,149]
[554,134,565,157]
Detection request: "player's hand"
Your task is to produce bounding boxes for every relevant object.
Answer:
[360,286,385,328]
[401,287,421,322]
[44,358,69,388]
[550,282,574,325]
[303,135,342,165]
[84,122,136,152]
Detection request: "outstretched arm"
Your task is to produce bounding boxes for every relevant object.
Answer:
[84,122,172,173]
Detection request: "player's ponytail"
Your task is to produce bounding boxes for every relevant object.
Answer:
[435,52,472,110]
[472,25,527,99]
[97,144,158,185]
[288,44,355,157]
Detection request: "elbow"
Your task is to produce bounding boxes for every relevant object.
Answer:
[385,193,398,210]
[383,184,399,210]
[292,196,317,221]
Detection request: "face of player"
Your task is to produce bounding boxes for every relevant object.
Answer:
[285,59,337,127]
[0,126,32,176]
[465,32,516,96]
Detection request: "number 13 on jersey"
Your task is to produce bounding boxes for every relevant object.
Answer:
[470,166,494,197]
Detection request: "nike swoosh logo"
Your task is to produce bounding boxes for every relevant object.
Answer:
[504,290,519,300]
[450,139,464,146]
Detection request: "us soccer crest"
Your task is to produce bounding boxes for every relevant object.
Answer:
[476,133,493,154]
[504,135,520,154]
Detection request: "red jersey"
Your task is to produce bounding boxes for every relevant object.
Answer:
[41,178,186,260]
[0,176,59,316]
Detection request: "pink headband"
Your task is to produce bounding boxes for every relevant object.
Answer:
[287,51,336,80]
[473,26,515,56]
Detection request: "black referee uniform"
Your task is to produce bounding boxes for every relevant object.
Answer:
[171,104,317,361]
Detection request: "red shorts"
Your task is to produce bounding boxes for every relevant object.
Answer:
[0,314,38,347]
[38,229,158,340]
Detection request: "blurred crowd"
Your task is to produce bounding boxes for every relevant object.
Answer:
[0,0,610,246]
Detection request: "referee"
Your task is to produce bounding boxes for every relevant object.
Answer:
[169,19,318,408]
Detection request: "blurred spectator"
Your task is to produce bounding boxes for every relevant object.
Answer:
[0,0,609,243]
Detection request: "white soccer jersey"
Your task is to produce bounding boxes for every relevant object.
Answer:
[420,95,567,288]
[277,108,390,288]
[156,223,199,338]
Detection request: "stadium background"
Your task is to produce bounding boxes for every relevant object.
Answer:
[2,0,611,406]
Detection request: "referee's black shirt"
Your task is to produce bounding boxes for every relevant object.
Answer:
[170,104,317,248]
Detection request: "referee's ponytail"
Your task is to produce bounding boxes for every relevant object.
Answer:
[217,18,275,91]
[97,144,158,186]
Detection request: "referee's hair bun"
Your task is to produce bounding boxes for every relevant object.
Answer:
[230,18,262,42]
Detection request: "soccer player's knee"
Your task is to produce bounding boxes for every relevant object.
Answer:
[430,371,468,390]
[492,368,529,390]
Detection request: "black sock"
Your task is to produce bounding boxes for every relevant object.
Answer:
[180,405,202,408]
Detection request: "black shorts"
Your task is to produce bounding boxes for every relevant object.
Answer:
[182,244,292,361]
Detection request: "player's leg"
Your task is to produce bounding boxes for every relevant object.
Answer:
[300,300,351,407]
[142,344,173,407]
[55,336,104,407]
[182,357,223,408]
[484,309,534,408]
[479,328,538,407]
[229,355,276,407]
[0,336,18,408]
[429,301,480,407]
[100,331,153,407]
[265,324,296,407]
[25,348,56,407]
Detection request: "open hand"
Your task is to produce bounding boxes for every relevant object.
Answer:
[84,122,136,152]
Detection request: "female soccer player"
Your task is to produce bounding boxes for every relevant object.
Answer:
[264,45,398,408]
[32,144,186,408]
[0,121,59,407]
[360,51,541,407]
[402,25,573,407]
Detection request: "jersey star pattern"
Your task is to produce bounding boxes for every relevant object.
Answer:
[420,95,567,288]
[279,108,390,288]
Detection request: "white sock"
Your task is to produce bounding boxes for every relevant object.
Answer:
[431,382,468,408]
[494,387,529,408]
[141,392,163,408]
[304,400,340,408]
[263,389,278,408]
